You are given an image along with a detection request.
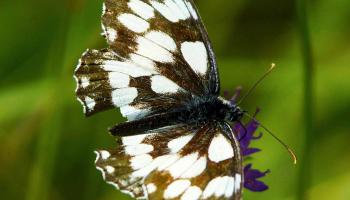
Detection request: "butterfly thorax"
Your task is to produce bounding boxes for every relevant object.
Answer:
[217,97,244,122]
[183,96,244,123]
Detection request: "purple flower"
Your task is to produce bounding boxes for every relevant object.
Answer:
[225,89,269,192]
[244,164,270,192]
[233,109,262,157]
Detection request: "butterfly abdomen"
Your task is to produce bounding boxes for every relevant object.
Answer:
[109,97,240,136]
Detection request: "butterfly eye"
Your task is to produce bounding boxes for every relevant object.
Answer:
[224,105,244,122]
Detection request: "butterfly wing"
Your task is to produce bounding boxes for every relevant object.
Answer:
[95,122,242,200]
[74,0,220,119]
[75,48,192,119]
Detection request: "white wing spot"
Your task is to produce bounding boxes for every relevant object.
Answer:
[136,36,174,63]
[234,174,242,193]
[105,27,117,42]
[181,186,202,200]
[100,150,111,160]
[150,1,179,22]
[185,1,199,20]
[202,176,221,198]
[108,72,130,89]
[122,134,149,146]
[105,166,115,174]
[118,13,149,33]
[129,53,157,71]
[167,134,194,153]
[128,0,155,20]
[151,75,180,94]
[164,179,191,199]
[130,154,153,170]
[202,176,235,198]
[215,176,229,197]
[157,154,180,171]
[125,144,154,156]
[181,156,207,178]
[167,152,199,179]
[173,0,190,18]
[208,134,234,163]
[102,60,156,77]
[81,77,90,88]
[145,31,177,52]
[181,41,208,75]
[146,183,157,194]
[225,176,235,198]
[132,154,179,178]
[120,105,151,121]
[149,0,190,22]
[111,87,138,107]
[164,0,187,20]
[84,97,96,111]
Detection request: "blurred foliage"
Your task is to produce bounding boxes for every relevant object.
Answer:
[0,0,349,200]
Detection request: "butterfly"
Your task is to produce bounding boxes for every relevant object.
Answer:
[74,0,245,199]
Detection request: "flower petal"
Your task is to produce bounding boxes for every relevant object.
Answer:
[244,178,269,192]
[242,148,261,157]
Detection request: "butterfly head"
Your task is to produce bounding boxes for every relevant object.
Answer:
[225,104,244,122]
[219,97,244,122]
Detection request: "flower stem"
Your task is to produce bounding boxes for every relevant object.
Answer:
[296,0,315,199]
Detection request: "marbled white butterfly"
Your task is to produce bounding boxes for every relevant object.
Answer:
[75,0,244,199]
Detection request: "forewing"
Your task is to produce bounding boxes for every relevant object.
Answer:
[95,122,243,200]
[75,49,191,119]
[102,0,219,94]
[74,0,220,118]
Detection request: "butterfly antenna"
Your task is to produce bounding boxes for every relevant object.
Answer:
[238,63,276,105]
[244,112,298,165]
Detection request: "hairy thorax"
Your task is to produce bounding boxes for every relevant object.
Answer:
[180,97,244,124]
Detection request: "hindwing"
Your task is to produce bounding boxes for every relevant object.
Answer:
[95,122,242,200]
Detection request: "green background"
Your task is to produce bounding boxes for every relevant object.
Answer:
[0,0,349,199]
